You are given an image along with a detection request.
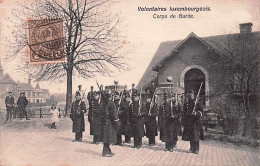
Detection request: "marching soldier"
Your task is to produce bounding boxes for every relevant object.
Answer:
[114,91,123,146]
[5,91,14,121]
[120,92,132,143]
[88,91,102,144]
[130,92,146,149]
[159,93,181,152]
[144,96,158,146]
[130,83,138,101]
[182,90,203,154]
[17,92,29,120]
[100,90,120,157]
[87,86,95,109]
[70,92,87,142]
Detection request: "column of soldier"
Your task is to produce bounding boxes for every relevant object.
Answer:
[70,83,204,157]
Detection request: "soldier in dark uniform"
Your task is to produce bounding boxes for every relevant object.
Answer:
[130,83,138,101]
[159,93,181,152]
[113,91,123,146]
[129,92,146,149]
[100,90,119,157]
[182,90,203,154]
[120,92,132,143]
[148,81,156,99]
[17,92,29,120]
[87,86,95,111]
[5,91,14,121]
[70,92,87,142]
[144,97,158,146]
[88,91,102,144]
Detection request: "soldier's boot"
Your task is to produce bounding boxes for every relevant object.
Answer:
[124,136,131,143]
[149,137,155,146]
[133,137,138,148]
[115,134,122,146]
[137,137,142,148]
[165,143,169,151]
[194,141,199,154]
[173,141,177,149]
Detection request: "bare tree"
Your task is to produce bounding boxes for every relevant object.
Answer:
[7,0,128,115]
[209,32,259,137]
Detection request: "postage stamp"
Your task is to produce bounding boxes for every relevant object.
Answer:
[27,18,65,64]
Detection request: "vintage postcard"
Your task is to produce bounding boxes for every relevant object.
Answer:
[0,0,259,166]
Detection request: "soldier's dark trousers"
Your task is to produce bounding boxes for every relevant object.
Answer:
[75,132,82,141]
[6,107,13,121]
[13,109,17,119]
[134,137,142,147]
[125,135,131,142]
[19,107,24,120]
[149,137,155,145]
[116,133,122,144]
[190,141,199,152]
[51,123,56,129]
[93,135,101,143]
[166,141,177,150]
[102,143,112,156]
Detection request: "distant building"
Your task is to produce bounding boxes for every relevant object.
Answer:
[0,62,50,109]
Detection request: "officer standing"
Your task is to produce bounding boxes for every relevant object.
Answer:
[130,92,145,149]
[100,90,119,157]
[70,92,87,142]
[5,91,14,122]
[182,90,203,154]
[144,96,158,146]
[88,91,102,144]
[17,92,29,120]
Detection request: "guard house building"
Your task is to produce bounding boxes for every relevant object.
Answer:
[137,23,260,110]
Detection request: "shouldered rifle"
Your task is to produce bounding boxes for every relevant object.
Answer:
[138,83,143,116]
[148,88,157,116]
[170,85,174,118]
[96,80,102,104]
[117,91,123,113]
[192,82,203,114]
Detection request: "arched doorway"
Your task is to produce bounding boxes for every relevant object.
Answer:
[184,68,206,105]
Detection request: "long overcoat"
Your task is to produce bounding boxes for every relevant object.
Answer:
[130,100,146,138]
[144,103,158,138]
[101,99,119,144]
[71,100,86,133]
[182,99,203,142]
[159,102,180,142]
[88,100,102,136]
[120,100,132,137]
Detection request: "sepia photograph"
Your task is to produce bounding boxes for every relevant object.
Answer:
[0,0,259,165]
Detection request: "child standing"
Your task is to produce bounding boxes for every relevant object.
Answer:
[50,105,59,129]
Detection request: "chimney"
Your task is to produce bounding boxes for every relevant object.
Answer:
[239,22,252,34]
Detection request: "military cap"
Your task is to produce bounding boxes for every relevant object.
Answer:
[163,93,168,99]
[8,91,12,94]
[114,91,119,96]
[189,90,194,94]
[20,92,25,95]
[75,91,81,96]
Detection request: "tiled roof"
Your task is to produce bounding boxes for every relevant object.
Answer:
[137,31,260,89]
[0,74,17,85]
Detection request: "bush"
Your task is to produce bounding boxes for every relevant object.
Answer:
[210,94,244,136]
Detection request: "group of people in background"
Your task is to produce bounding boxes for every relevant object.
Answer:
[5,91,29,121]
[70,83,204,157]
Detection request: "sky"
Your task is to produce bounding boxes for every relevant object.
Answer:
[0,0,259,94]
